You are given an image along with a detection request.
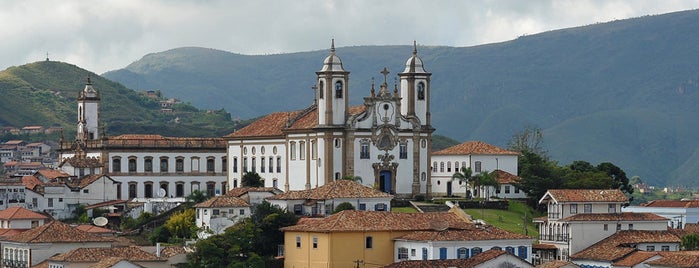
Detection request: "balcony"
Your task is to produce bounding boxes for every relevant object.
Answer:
[539,234,569,242]
[1,259,28,268]
[547,212,560,219]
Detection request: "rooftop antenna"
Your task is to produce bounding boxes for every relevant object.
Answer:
[46,52,50,61]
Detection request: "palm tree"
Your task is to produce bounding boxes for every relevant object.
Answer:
[476,170,500,201]
[451,167,473,198]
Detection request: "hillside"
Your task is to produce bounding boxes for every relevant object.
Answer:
[0,61,240,138]
[102,9,699,187]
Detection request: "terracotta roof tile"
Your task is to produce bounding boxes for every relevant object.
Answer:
[611,251,660,266]
[0,207,49,220]
[543,189,628,203]
[225,187,280,197]
[536,260,580,268]
[48,246,161,262]
[158,246,188,258]
[89,257,145,268]
[432,141,519,156]
[492,170,520,184]
[571,230,680,261]
[282,210,472,232]
[21,175,43,190]
[74,225,115,234]
[533,243,559,250]
[36,169,70,180]
[106,134,226,148]
[644,251,699,267]
[3,220,107,243]
[193,195,250,208]
[559,212,667,222]
[60,156,102,168]
[381,249,518,268]
[267,180,392,200]
[641,200,699,208]
[395,226,531,241]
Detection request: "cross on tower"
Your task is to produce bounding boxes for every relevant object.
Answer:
[381,67,390,84]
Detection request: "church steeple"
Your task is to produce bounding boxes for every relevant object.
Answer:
[399,41,431,126]
[77,75,101,141]
[316,39,350,126]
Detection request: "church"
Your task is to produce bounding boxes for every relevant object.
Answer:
[225,41,435,198]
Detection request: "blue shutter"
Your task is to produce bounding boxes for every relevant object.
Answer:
[439,247,447,260]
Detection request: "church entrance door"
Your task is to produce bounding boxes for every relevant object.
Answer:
[379,170,392,193]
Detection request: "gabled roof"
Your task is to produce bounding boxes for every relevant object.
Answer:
[48,246,162,262]
[535,260,580,268]
[644,251,699,268]
[611,250,661,267]
[225,187,280,197]
[266,179,392,201]
[492,170,520,184]
[394,226,531,241]
[539,189,628,204]
[66,174,113,189]
[90,257,146,268]
[281,210,472,232]
[74,225,115,235]
[2,220,106,243]
[641,200,699,208]
[571,230,680,262]
[35,169,70,180]
[380,249,532,268]
[0,207,49,220]
[559,212,667,222]
[432,141,519,156]
[21,175,43,190]
[193,195,250,208]
[60,156,102,168]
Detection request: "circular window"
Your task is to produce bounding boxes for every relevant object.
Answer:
[383,104,390,110]
[252,147,256,155]
[243,147,247,155]
[261,147,265,155]
[421,139,427,148]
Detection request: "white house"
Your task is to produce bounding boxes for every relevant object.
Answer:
[430,141,519,198]
[0,207,49,236]
[381,249,534,268]
[225,41,434,199]
[194,195,251,237]
[570,230,681,268]
[622,200,699,228]
[225,187,282,206]
[492,169,527,199]
[266,179,393,216]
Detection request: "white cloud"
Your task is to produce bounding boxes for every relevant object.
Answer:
[1,0,699,73]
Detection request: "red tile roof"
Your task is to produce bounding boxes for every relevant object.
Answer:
[559,212,667,222]
[193,195,250,208]
[432,141,519,156]
[0,207,49,220]
[611,250,660,267]
[90,257,146,268]
[282,210,472,232]
[492,170,520,184]
[2,220,107,243]
[74,225,115,234]
[225,187,280,197]
[35,169,70,180]
[644,251,699,267]
[106,134,226,148]
[267,179,392,200]
[641,200,699,208]
[395,226,531,241]
[48,246,162,262]
[60,156,102,168]
[571,230,680,261]
[21,175,43,190]
[533,243,559,250]
[543,189,628,203]
[535,260,580,268]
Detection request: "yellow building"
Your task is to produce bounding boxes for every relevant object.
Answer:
[281,210,474,268]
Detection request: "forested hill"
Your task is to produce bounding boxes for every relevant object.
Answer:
[0,61,240,138]
[102,8,699,187]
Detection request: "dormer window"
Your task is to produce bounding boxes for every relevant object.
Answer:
[335,81,343,98]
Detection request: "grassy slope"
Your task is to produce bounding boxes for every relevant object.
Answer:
[464,201,541,237]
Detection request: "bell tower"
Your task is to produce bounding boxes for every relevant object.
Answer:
[399,41,431,126]
[77,76,100,141]
[316,39,349,126]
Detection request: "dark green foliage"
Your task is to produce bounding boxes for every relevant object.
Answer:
[185,190,209,205]
[432,134,460,151]
[188,201,297,267]
[451,167,473,198]
[682,234,699,250]
[241,172,264,187]
[333,202,355,213]
[149,226,172,244]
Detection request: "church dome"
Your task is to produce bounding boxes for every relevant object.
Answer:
[319,39,345,72]
[403,41,426,73]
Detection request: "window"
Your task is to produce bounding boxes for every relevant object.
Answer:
[240,209,245,215]
[661,245,670,251]
[628,224,634,230]
[335,138,341,148]
[269,157,274,173]
[243,157,248,172]
[454,161,459,172]
[505,186,511,194]
[335,81,343,98]
[233,157,238,173]
[300,141,306,160]
[175,182,184,197]
[290,142,296,160]
[400,144,408,159]
[144,182,153,198]
[417,82,425,100]
[439,247,447,260]
[365,236,373,248]
[570,204,578,214]
[604,224,608,231]
[312,236,318,249]
[176,158,184,172]
[398,247,409,260]
[222,157,227,172]
[277,157,281,173]
[506,246,515,255]
[312,141,317,159]
[48,198,53,207]
[422,248,428,260]
[491,246,502,251]
[360,143,370,159]
[129,183,137,198]
[515,187,520,193]
[83,189,89,194]
[160,157,168,172]
[447,162,451,172]
[474,161,482,172]
[212,209,220,216]
[440,162,444,172]
[128,158,137,172]
[517,246,528,259]
[458,247,469,259]
[472,247,482,256]
[584,204,592,213]
[496,186,501,194]
[319,81,324,99]
[112,157,121,172]
[261,156,266,173]
[617,223,622,231]
[359,203,366,210]
[273,179,278,188]
[608,203,616,213]
[252,157,256,172]
[433,161,437,171]
[207,158,215,172]
[375,203,386,211]
[296,235,301,248]
[144,157,153,172]
[206,182,215,197]
[411,249,416,257]
[646,246,655,251]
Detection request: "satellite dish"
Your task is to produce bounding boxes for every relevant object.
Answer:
[157,188,167,198]
[93,216,108,227]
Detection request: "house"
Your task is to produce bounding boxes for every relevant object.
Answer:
[266,179,393,216]
[281,209,532,267]
[20,126,43,135]
[0,220,111,267]
[430,141,520,198]
[623,200,699,228]
[492,169,527,199]
[225,186,282,206]
[0,207,49,230]
[643,251,699,268]
[45,246,171,268]
[570,230,681,267]
[534,189,668,263]
[381,249,534,268]
[194,195,251,237]
[25,143,51,157]
[225,41,434,199]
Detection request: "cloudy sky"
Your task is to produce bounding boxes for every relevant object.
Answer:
[3,0,699,74]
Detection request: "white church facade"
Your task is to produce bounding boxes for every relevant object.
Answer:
[225,41,435,198]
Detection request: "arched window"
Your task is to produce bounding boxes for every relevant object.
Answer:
[175,182,185,197]
[458,247,469,259]
[440,162,445,172]
[160,182,169,197]
[160,157,169,172]
[112,157,121,173]
[417,82,425,100]
[128,157,137,172]
[335,81,343,98]
[269,157,274,173]
[144,157,153,172]
[447,161,452,172]
[300,141,306,160]
[506,246,515,255]
[319,81,324,99]
[206,157,215,172]
[128,182,137,199]
[144,182,153,198]
[261,156,266,173]
[421,172,426,181]
[422,248,428,260]
[276,157,282,173]
[290,142,296,160]
[455,161,460,172]
[176,157,184,173]
[433,161,437,171]
[251,157,256,172]
[472,247,482,256]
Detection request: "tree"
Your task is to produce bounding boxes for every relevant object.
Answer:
[507,126,547,157]
[333,202,355,213]
[242,171,264,187]
[185,189,208,204]
[682,234,699,250]
[475,171,499,200]
[597,162,633,195]
[164,208,197,240]
[515,150,559,205]
[451,166,473,198]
